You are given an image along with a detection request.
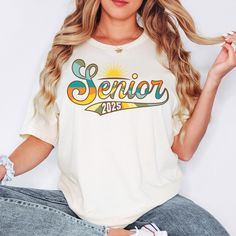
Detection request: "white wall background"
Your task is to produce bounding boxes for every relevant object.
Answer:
[0,0,235,234]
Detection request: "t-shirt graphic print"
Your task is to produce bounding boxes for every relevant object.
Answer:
[67,58,169,116]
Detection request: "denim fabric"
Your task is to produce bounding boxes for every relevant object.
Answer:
[0,185,109,236]
[123,194,230,236]
[0,185,230,236]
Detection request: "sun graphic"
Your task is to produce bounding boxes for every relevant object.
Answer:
[102,63,127,78]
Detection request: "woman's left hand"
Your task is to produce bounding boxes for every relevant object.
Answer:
[208,31,236,84]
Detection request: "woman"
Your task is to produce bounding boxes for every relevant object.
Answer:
[0,0,235,235]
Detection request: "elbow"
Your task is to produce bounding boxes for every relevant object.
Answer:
[171,137,195,161]
[178,152,194,161]
[172,149,193,161]
[172,146,193,161]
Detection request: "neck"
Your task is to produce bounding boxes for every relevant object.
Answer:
[93,11,143,43]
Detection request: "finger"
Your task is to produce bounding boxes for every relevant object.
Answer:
[224,37,236,44]
[222,38,236,51]
[222,31,236,38]
[225,42,236,52]
[213,44,229,63]
[226,41,236,51]
[223,31,236,43]
[221,36,236,50]
[222,43,236,64]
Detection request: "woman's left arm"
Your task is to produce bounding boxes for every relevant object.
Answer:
[172,32,236,161]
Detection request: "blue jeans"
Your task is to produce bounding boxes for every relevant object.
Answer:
[0,185,230,236]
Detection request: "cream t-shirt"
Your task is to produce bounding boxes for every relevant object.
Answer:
[19,28,190,228]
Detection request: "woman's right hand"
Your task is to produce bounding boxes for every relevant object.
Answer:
[0,164,7,181]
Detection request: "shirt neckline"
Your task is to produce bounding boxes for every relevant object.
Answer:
[86,28,148,50]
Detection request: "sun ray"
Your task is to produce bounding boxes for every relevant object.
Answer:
[102,63,127,78]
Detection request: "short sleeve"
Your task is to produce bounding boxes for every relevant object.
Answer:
[172,100,190,137]
[19,91,59,147]
[19,51,59,147]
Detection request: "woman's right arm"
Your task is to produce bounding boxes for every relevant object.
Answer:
[0,135,54,181]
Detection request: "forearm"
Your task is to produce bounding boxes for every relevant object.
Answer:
[0,135,54,180]
[174,75,221,160]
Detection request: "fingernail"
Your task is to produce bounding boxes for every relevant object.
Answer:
[220,42,225,46]
[228,31,234,35]
[223,33,228,37]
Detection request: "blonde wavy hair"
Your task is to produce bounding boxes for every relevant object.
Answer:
[32,0,224,145]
